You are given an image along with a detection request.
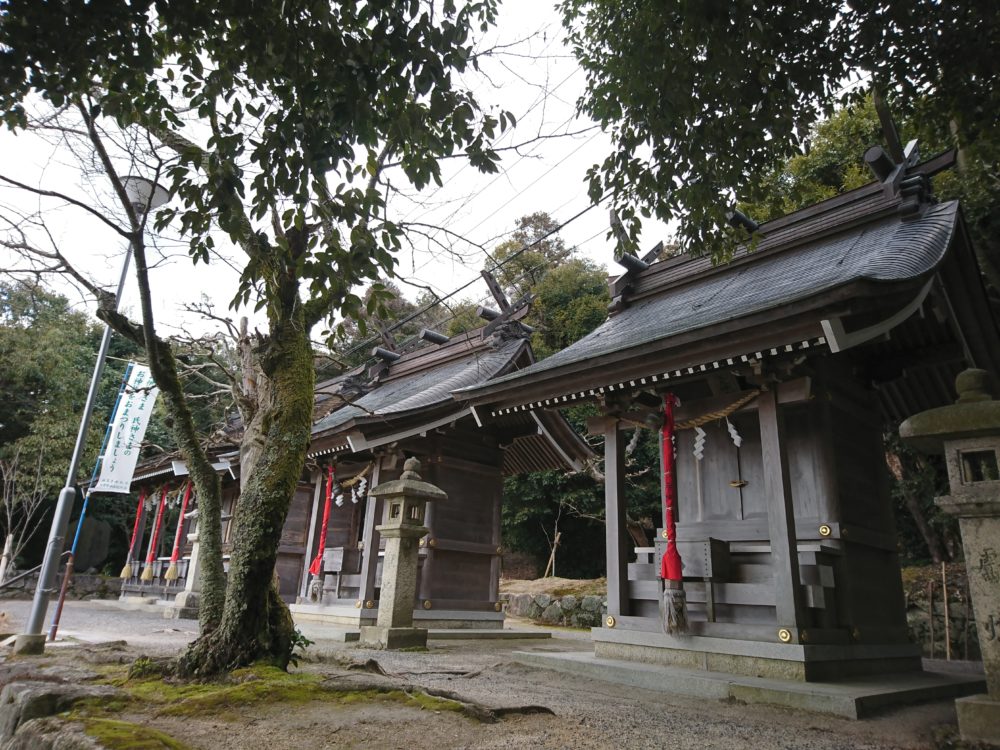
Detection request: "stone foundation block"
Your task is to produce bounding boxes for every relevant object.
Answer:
[359,626,427,650]
[956,694,1000,745]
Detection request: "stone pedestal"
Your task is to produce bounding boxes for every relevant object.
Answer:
[901,369,1000,744]
[165,522,201,620]
[12,634,45,655]
[359,458,445,650]
[955,694,1000,744]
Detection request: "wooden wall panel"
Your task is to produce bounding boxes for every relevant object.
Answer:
[784,405,827,522]
[279,485,313,547]
[733,412,767,521]
[676,423,742,524]
[275,553,302,603]
[425,460,501,545]
[424,550,491,600]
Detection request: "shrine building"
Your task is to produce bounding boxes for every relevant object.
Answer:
[457,146,1000,683]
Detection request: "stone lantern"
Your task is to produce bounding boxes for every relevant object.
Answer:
[360,457,446,650]
[900,369,1000,744]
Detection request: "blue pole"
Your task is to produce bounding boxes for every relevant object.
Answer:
[69,362,133,555]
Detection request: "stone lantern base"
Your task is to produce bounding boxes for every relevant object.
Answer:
[360,625,427,650]
[956,695,1000,744]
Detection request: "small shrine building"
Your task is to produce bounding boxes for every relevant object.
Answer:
[120,320,592,630]
[458,148,1000,681]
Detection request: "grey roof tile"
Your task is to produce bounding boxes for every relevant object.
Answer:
[312,337,524,435]
[463,201,958,392]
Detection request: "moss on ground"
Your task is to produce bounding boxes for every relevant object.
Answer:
[79,717,193,750]
[83,660,466,726]
[499,576,606,598]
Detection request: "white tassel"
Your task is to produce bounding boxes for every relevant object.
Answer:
[334,492,344,507]
[727,418,743,448]
[661,582,689,635]
[693,426,706,460]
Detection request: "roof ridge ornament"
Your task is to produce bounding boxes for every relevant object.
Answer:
[609,238,664,314]
[864,140,933,219]
[479,270,534,341]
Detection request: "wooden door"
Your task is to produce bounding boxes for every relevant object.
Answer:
[275,483,313,603]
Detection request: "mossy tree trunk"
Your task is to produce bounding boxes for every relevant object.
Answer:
[178,239,315,675]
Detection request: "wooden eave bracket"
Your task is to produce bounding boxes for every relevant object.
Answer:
[820,278,934,353]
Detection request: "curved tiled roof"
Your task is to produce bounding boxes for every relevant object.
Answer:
[464,201,958,392]
[312,336,526,435]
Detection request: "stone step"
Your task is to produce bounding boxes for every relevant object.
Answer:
[513,650,985,719]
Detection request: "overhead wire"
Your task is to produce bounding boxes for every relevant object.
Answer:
[333,193,609,365]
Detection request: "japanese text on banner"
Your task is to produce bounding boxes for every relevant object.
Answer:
[93,365,159,494]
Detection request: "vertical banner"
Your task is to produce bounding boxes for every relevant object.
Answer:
[93,364,159,494]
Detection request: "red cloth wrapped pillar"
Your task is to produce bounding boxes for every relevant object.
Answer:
[309,466,335,576]
[660,393,683,581]
[140,484,170,581]
[164,481,193,581]
[120,488,146,579]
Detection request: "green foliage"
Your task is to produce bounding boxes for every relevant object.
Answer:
[486,212,571,301]
[501,469,606,578]
[442,300,482,337]
[0,282,108,564]
[286,627,313,668]
[742,94,1000,283]
[81,717,192,750]
[529,258,609,359]
[1,0,509,334]
[0,281,100,453]
[742,98,883,223]
[559,0,1000,259]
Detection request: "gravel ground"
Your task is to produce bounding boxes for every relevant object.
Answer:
[0,599,963,749]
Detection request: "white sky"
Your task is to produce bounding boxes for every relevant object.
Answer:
[0,0,673,345]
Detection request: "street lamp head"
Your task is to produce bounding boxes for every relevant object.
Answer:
[122,175,169,212]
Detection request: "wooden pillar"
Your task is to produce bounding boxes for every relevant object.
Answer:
[604,418,629,617]
[298,469,324,600]
[758,388,806,636]
[417,467,436,601]
[489,486,502,604]
[358,458,383,606]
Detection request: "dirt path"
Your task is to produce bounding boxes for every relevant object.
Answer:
[0,601,963,749]
[78,638,957,750]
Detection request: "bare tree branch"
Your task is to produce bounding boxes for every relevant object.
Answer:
[0,173,132,239]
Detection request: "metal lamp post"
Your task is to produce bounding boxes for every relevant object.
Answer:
[13,176,168,655]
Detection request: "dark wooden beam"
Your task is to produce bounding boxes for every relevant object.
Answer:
[482,291,534,338]
[604,418,630,617]
[584,378,814,436]
[758,388,806,639]
[481,270,511,312]
[358,458,384,606]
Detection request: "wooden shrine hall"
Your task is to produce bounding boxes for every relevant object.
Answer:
[459,146,1000,681]
[120,312,592,630]
[288,318,591,629]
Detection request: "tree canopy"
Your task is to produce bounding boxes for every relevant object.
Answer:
[1,0,511,672]
[559,0,1000,258]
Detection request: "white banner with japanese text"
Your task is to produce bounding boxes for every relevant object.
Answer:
[93,364,159,494]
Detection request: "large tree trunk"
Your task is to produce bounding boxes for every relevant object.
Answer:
[178,299,314,675]
[149,343,227,633]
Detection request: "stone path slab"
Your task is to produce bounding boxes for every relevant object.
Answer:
[514,649,986,719]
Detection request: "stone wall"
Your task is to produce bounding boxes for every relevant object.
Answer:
[0,572,116,601]
[903,564,981,661]
[502,592,606,628]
